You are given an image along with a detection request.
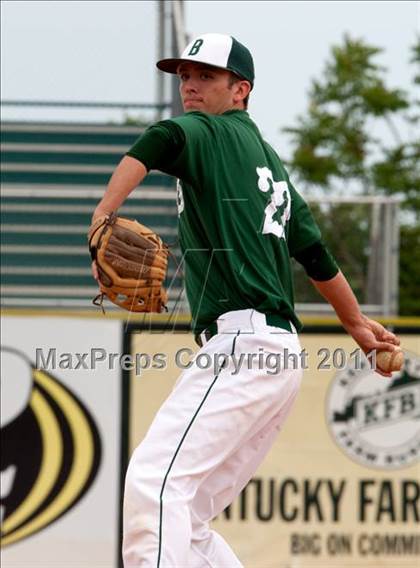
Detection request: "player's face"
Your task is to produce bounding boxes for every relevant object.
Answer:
[177,62,244,114]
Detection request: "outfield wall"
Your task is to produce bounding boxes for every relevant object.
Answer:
[1,313,419,567]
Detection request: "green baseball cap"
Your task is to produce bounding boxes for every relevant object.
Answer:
[157,33,255,88]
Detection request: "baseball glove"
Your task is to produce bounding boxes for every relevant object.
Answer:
[88,213,169,312]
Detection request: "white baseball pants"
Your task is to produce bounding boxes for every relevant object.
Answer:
[123,309,303,567]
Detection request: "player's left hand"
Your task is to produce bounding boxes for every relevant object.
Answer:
[91,260,99,282]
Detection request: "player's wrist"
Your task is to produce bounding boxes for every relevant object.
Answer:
[338,311,365,333]
[92,206,113,224]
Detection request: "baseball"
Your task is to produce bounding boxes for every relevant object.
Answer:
[376,349,404,373]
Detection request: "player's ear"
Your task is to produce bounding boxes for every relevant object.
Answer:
[233,80,251,105]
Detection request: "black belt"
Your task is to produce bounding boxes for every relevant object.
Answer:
[195,313,293,347]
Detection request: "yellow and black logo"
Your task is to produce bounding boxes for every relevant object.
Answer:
[1,347,101,547]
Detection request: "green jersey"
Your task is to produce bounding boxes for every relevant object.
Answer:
[127,110,327,335]
[157,110,320,334]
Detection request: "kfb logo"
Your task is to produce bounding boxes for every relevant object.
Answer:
[327,350,420,469]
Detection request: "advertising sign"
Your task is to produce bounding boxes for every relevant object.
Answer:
[127,330,419,568]
[1,316,123,567]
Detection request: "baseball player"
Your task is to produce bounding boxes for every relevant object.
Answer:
[91,33,400,567]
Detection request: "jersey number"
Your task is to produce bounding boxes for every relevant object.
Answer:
[176,179,185,216]
[256,167,291,240]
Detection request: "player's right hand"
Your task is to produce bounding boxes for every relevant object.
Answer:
[348,316,400,377]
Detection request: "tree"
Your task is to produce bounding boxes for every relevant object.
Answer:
[284,35,420,315]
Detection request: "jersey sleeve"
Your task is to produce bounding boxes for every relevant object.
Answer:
[286,182,340,279]
[126,120,186,172]
[293,240,339,281]
[287,183,322,257]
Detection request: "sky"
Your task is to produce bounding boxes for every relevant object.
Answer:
[1,1,419,157]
